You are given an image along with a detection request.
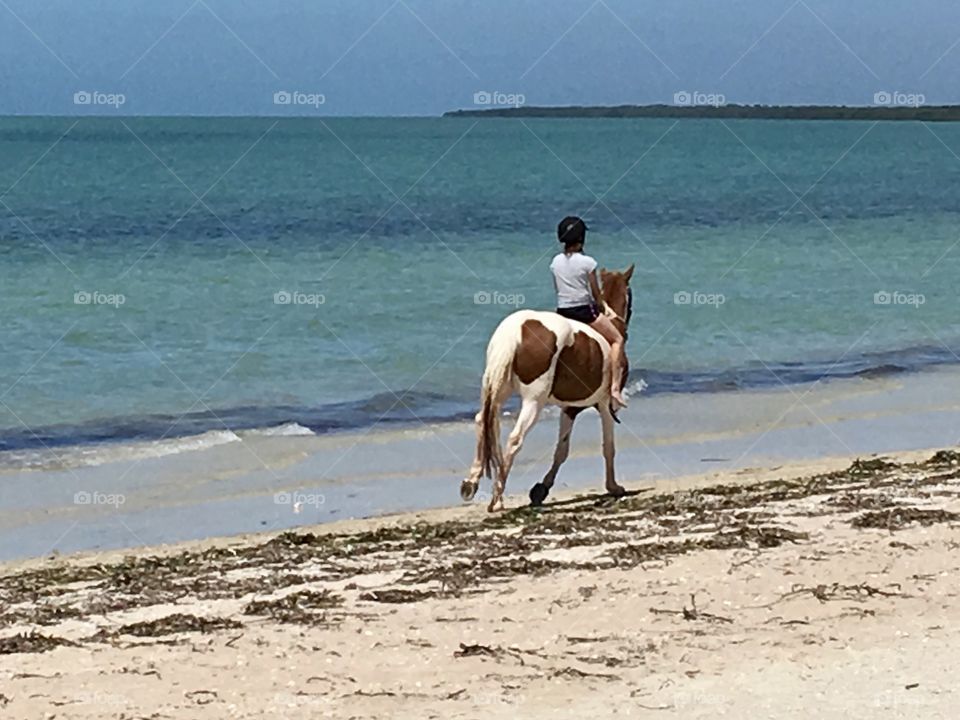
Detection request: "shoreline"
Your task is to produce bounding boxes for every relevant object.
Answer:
[6,365,960,561]
[1,445,959,717]
[0,444,941,574]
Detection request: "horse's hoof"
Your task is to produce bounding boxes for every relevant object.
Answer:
[460,480,478,502]
[606,484,627,498]
[529,483,549,507]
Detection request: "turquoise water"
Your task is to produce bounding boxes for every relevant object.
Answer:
[2,116,960,456]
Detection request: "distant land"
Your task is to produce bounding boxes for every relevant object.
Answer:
[443,104,960,121]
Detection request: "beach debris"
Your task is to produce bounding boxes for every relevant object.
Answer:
[110,613,242,638]
[185,689,219,705]
[824,492,896,512]
[650,593,733,624]
[453,643,525,665]
[358,588,436,604]
[889,540,917,551]
[551,666,620,681]
[924,450,960,467]
[0,631,78,655]
[851,507,959,531]
[243,589,343,624]
[0,602,84,628]
[751,582,903,609]
[848,457,896,474]
[454,642,500,659]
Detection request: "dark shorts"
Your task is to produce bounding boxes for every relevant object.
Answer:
[557,303,599,324]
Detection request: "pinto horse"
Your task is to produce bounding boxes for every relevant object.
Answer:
[461,265,634,511]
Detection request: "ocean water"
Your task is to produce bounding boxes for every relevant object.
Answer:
[2,116,960,466]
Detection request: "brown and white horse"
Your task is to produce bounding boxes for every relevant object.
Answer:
[461,265,634,511]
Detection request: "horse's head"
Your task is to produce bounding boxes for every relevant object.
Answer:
[599,264,634,337]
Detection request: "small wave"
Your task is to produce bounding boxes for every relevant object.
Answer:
[623,379,649,398]
[240,422,316,438]
[0,429,241,472]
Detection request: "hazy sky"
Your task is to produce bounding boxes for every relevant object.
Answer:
[2,0,959,116]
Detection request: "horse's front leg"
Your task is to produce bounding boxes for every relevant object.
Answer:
[599,404,625,497]
[530,407,581,506]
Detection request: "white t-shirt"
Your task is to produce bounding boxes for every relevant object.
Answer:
[550,252,597,308]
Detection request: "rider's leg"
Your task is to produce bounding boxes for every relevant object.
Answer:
[590,314,627,407]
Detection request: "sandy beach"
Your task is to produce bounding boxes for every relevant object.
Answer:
[2,446,959,719]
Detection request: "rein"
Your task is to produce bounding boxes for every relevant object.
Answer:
[602,288,633,332]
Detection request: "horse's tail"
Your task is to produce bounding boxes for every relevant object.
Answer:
[477,325,516,479]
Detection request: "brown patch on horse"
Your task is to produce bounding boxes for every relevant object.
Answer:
[552,331,605,401]
[513,320,557,384]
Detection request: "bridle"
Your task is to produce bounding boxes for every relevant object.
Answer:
[603,287,633,329]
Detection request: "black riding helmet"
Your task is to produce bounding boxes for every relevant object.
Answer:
[557,216,588,247]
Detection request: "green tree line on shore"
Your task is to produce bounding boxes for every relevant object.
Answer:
[444,104,960,121]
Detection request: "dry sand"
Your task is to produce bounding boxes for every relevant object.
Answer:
[2,448,960,719]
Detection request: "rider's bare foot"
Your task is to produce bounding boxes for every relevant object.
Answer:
[611,392,628,411]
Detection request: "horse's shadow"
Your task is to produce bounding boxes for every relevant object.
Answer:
[526,486,649,513]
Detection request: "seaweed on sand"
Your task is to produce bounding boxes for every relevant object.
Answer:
[0,602,84,628]
[243,589,343,624]
[1,451,958,647]
[851,507,959,530]
[0,631,78,654]
[359,589,437,604]
[823,492,897,512]
[606,524,808,569]
[923,450,960,468]
[110,613,242,638]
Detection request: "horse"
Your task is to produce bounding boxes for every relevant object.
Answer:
[460,265,634,512]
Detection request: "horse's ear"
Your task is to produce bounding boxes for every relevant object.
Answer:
[623,263,635,282]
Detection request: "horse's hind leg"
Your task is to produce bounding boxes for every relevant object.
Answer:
[460,410,485,501]
[489,398,542,512]
[530,407,581,506]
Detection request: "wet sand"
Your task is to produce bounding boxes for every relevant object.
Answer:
[2,446,959,718]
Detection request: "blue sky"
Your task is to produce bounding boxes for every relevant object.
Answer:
[2,0,959,115]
